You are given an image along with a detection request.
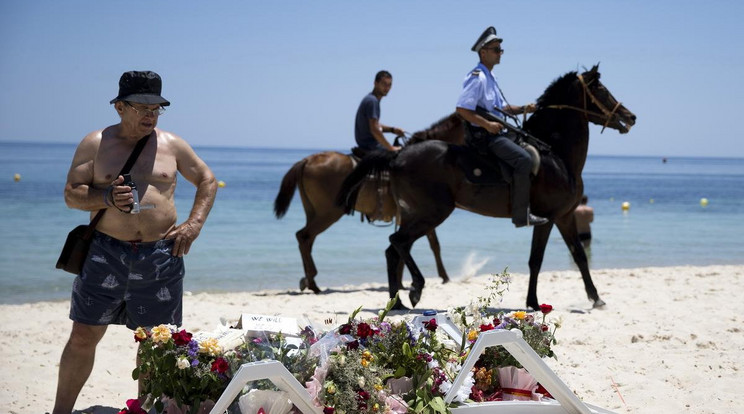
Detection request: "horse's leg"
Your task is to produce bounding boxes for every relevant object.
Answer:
[389,232,426,307]
[425,229,449,284]
[555,216,604,307]
[385,244,408,310]
[526,222,554,310]
[296,214,339,294]
[395,255,406,291]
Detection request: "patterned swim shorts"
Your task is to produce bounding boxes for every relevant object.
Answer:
[70,231,184,330]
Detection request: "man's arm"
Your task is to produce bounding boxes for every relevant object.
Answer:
[64,132,107,212]
[456,107,504,134]
[166,136,217,257]
[368,118,400,151]
[503,103,537,116]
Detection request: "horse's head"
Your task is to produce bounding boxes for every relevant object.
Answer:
[408,113,466,145]
[578,64,636,134]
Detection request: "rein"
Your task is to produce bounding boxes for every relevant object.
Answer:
[546,74,625,133]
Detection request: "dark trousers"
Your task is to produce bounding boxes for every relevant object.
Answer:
[467,127,533,224]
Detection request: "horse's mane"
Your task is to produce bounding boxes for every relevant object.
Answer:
[408,113,464,145]
[535,71,579,108]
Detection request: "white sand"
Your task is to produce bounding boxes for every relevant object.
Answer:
[2,265,742,414]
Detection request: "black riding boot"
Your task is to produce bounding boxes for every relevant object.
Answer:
[511,171,548,228]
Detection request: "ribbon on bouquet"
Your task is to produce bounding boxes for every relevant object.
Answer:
[501,387,534,399]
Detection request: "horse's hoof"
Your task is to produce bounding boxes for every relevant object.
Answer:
[390,299,410,311]
[593,298,606,308]
[309,283,322,294]
[409,288,422,308]
[299,278,307,292]
[441,276,450,284]
[526,301,540,311]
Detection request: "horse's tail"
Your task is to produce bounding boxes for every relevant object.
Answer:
[336,150,397,214]
[274,159,307,219]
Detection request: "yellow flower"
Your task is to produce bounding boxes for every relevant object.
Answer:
[374,384,383,391]
[326,383,336,394]
[467,329,479,341]
[134,327,148,341]
[362,350,372,359]
[373,403,380,411]
[513,311,527,320]
[361,359,369,367]
[198,337,222,356]
[151,324,172,343]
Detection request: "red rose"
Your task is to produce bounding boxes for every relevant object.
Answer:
[323,407,335,414]
[119,399,146,414]
[357,322,373,338]
[356,390,370,409]
[479,323,494,332]
[541,324,549,332]
[540,304,553,314]
[172,329,193,346]
[258,409,266,414]
[347,340,359,350]
[339,323,352,335]
[211,357,229,374]
[492,318,501,326]
[423,318,438,331]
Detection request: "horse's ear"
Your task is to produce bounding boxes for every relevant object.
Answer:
[591,63,601,79]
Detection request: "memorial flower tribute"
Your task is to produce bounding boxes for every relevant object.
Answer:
[127,271,561,413]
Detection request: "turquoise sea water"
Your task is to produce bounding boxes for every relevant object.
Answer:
[1,142,743,304]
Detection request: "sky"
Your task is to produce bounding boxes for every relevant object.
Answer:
[1,1,743,157]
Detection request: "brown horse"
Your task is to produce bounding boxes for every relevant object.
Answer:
[338,65,636,310]
[273,115,465,293]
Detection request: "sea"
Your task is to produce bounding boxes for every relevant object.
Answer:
[1,142,743,305]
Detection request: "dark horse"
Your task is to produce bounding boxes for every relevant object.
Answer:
[338,65,636,310]
[273,115,465,293]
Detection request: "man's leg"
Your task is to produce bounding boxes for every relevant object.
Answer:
[486,135,545,226]
[52,322,108,414]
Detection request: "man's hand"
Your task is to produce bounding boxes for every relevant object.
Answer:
[108,175,134,213]
[165,220,202,257]
[390,127,405,136]
[484,120,505,135]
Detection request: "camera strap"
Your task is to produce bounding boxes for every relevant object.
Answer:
[86,133,152,231]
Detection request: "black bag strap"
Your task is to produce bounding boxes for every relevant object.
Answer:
[86,133,152,232]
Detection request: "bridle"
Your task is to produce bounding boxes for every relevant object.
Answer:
[546,74,627,133]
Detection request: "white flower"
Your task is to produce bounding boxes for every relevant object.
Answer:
[445,360,462,375]
[358,376,366,388]
[438,379,452,396]
[427,359,440,369]
[176,356,190,370]
[453,372,475,403]
[437,370,473,402]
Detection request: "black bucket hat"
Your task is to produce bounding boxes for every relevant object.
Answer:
[110,71,170,106]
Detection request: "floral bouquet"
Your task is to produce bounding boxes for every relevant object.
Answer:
[232,327,319,390]
[306,296,470,414]
[449,271,560,402]
[132,324,235,413]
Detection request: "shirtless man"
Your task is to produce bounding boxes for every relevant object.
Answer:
[575,194,594,249]
[53,71,217,413]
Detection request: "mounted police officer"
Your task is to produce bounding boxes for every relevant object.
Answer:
[456,26,548,228]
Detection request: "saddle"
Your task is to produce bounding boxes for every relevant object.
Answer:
[452,142,541,185]
[348,147,394,223]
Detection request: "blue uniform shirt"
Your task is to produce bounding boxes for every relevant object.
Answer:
[456,62,505,122]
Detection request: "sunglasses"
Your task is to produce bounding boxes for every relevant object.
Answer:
[483,47,504,54]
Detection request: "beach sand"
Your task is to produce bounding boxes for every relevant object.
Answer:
[2,264,742,414]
